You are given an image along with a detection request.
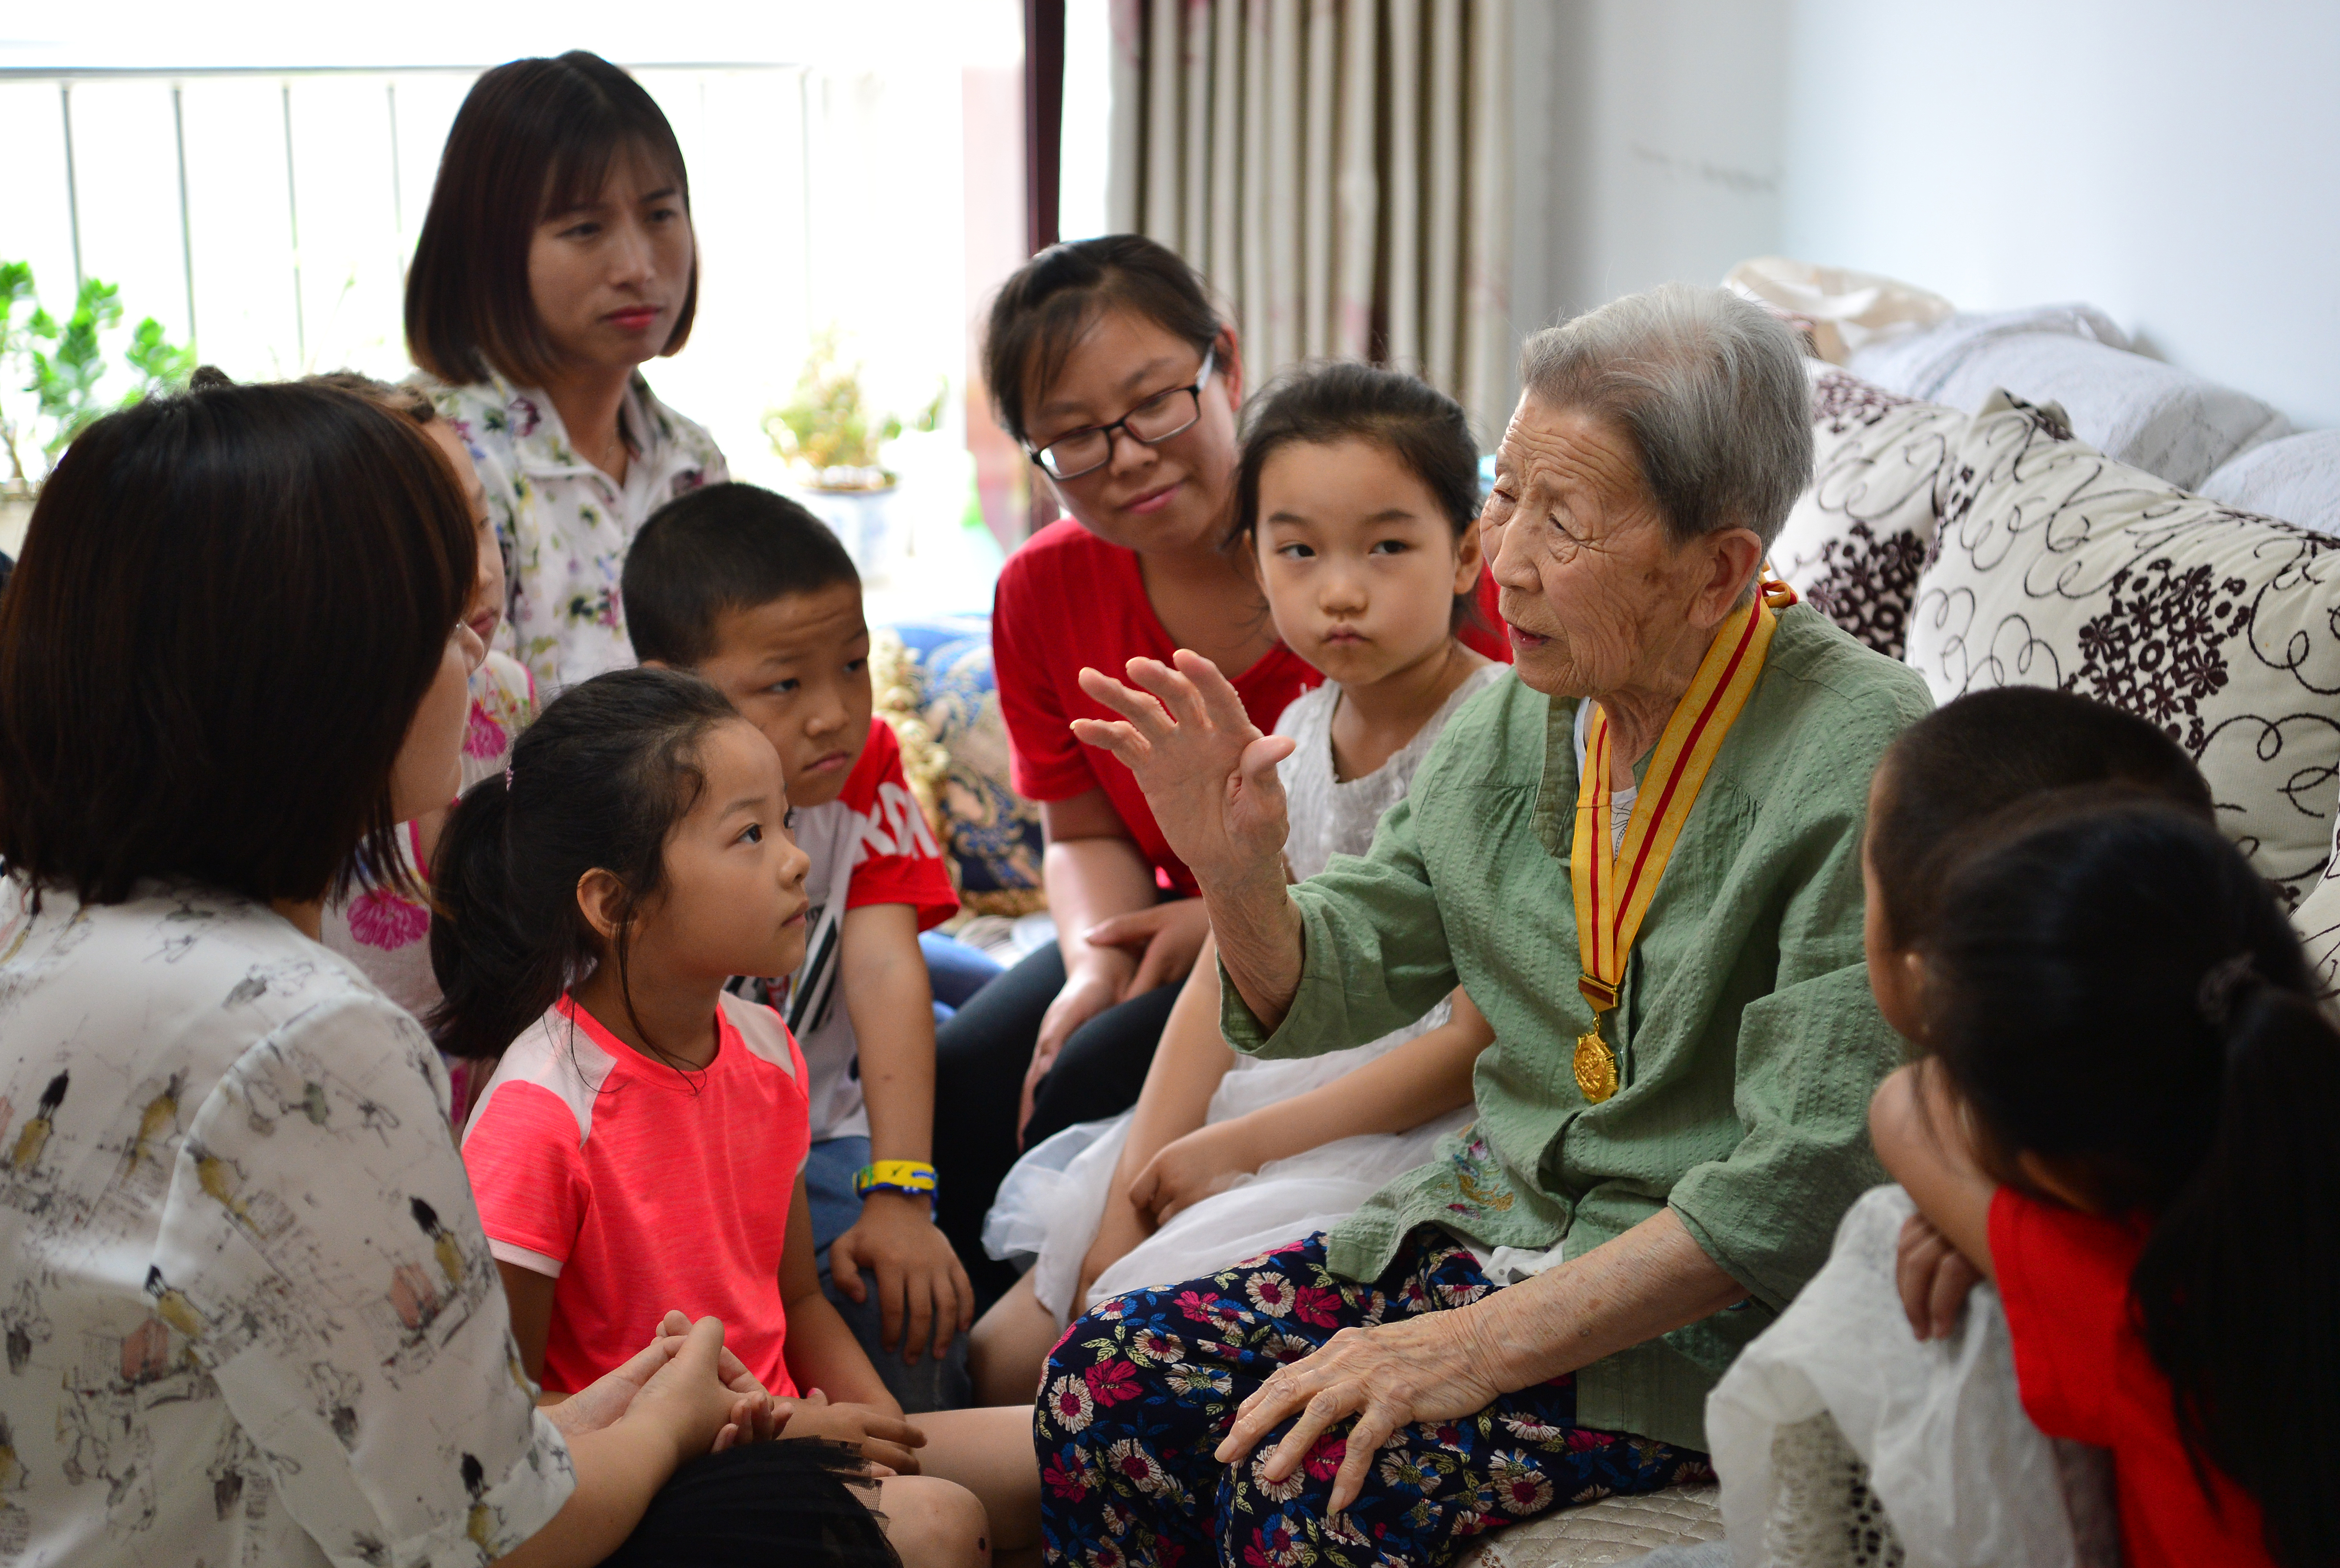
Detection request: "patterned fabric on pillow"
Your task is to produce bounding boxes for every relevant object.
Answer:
[1771,363,1967,661]
[2198,429,2340,536]
[1910,391,2340,909]
[2290,838,2340,999]
[872,619,1046,917]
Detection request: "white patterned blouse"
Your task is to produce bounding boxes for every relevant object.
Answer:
[0,878,572,1567]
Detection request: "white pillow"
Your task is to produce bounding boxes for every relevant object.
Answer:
[2198,429,2340,536]
[1910,391,2340,910]
[1771,363,1967,662]
[1848,303,2131,392]
[1852,309,2290,491]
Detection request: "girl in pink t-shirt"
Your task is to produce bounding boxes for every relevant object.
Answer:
[431,667,1038,1564]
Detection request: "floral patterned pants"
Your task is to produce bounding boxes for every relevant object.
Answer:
[1034,1229,1711,1568]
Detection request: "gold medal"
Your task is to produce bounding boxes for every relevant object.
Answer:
[1573,1025,1620,1103]
[1568,575,1796,1106]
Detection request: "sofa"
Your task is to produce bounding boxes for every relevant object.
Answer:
[1470,303,2340,1567]
[875,300,2340,1566]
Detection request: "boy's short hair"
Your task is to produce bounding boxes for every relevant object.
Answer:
[623,482,860,667]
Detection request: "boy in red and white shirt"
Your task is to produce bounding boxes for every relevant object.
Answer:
[624,484,969,1409]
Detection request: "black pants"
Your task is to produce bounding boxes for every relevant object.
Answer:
[931,941,1182,1305]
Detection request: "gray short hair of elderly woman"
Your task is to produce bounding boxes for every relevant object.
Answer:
[1054,283,1933,1564]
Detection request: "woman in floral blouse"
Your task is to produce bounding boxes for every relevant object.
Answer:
[0,373,790,1568]
[406,51,726,693]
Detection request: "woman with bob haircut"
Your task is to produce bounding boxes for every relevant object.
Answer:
[0,375,812,1568]
[407,50,726,693]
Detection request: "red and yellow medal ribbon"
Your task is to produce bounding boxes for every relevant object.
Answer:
[1568,575,1798,1102]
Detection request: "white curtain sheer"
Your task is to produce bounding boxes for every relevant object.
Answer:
[1104,0,1513,444]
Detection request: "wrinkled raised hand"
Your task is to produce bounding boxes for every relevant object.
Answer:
[1213,1309,1505,1517]
[1074,652,1296,893]
[1084,898,1214,1003]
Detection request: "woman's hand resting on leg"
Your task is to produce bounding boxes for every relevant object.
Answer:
[1129,1119,1260,1225]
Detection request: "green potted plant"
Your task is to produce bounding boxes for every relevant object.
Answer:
[1,260,195,556]
[763,328,947,493]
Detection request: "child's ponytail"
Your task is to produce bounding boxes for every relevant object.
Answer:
[427,772,564,1061]
[2134,975,2340,1568]
[427,666,741,1063]
[1922,796,2340,1568]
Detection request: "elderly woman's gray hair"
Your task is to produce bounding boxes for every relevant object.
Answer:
[1519,283,1812,553]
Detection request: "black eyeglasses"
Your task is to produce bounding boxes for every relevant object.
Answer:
[1026,347,1217,481]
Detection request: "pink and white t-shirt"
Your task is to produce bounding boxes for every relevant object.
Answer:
[460,991,811,1395]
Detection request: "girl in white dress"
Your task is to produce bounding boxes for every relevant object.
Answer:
[969,362,1506,1401]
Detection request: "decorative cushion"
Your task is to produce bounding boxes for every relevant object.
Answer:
[1850,307,2290,491]
[1909,391,2340,908]
[1454,1483,1723,1568]
[2290,842,2340,999]
[2198,428,2340,536]
[871,618,1046,917]
[1772,363,1967,661]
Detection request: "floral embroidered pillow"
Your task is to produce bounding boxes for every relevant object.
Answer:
[1910,390,2340,909]
[1772,364,1967,661]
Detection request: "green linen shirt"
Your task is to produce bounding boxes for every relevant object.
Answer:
[1221,605,1933,1450]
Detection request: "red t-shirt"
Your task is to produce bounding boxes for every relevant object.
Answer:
[824,719,960,928]
[992,519,1510,893]
[786,717,959,1140]
[462,992,809,1396]
[1990,1188,2275,1568]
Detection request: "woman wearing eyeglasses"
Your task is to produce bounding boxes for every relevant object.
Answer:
[932,236,1505,1311]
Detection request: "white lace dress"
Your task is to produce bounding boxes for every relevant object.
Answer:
[984,662,1506,1324]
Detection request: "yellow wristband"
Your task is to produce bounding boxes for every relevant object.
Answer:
[853,1160,938,1197]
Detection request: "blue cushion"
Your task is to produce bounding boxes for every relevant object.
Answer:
[879,617,1045,912]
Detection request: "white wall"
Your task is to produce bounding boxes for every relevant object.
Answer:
[1510,0,1790,342]
[1510,0,2340,430]
[1781,0,2340,430]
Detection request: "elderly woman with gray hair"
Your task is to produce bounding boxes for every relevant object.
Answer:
[1031,285,1933,1567]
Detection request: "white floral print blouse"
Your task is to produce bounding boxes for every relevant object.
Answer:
[422,371,727,693]
[0,878,572,1567]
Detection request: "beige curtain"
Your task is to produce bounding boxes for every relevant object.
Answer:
[1107,0,1513,445]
